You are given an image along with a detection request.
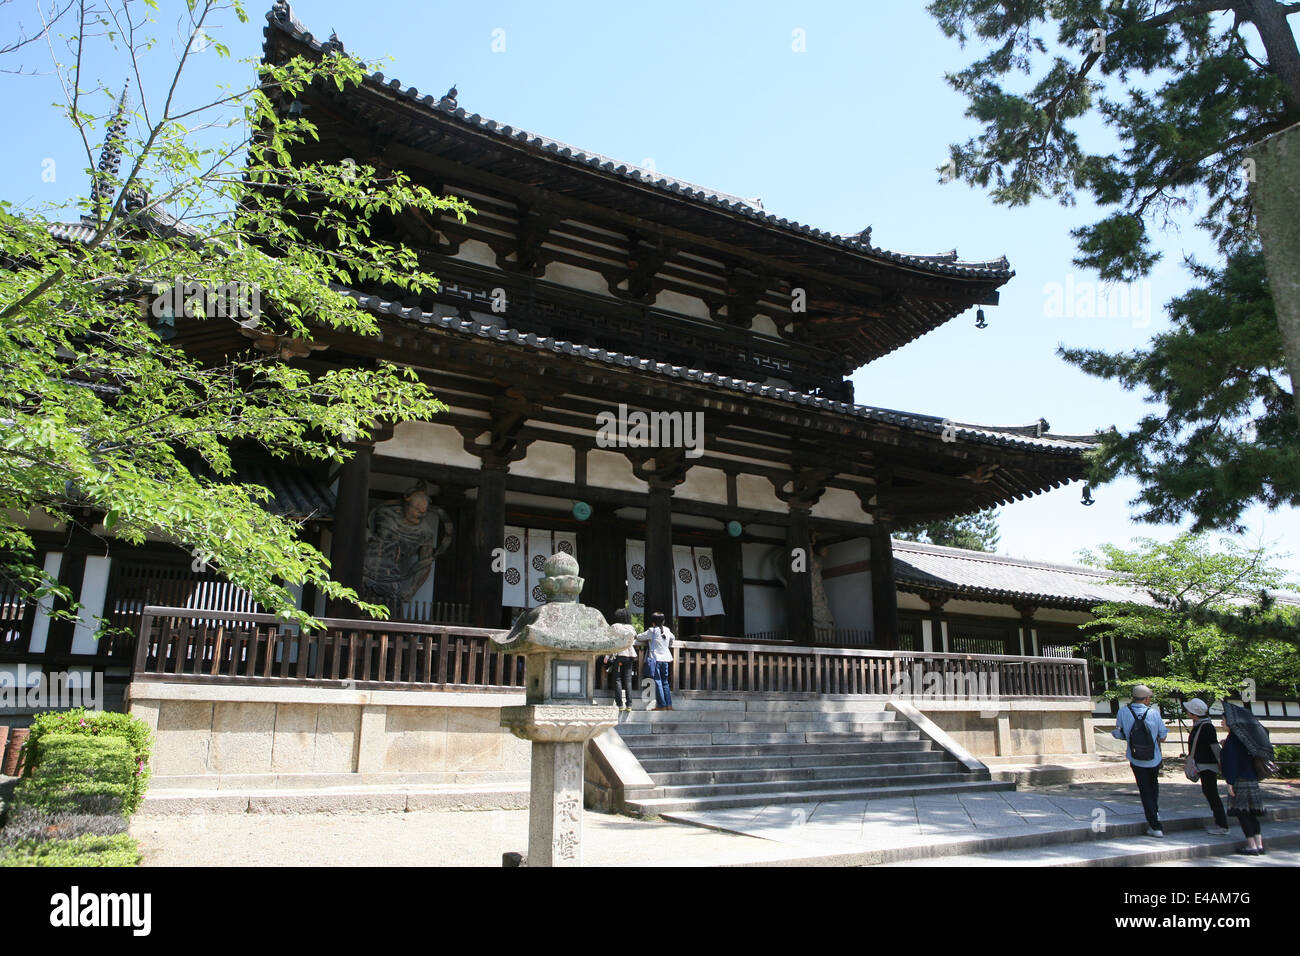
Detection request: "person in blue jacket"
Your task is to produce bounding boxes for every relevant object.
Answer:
[1221,709,1266,856]
[1112,684,1169,836]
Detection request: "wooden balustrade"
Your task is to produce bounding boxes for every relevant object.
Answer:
[134,608,1090,699]
[133,607,525,691]
[595,640,1090,700]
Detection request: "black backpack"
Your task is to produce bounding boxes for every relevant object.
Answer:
[1127,704,1156,761]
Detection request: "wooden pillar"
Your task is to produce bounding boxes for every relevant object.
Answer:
[927,597,946,654]
[714,535,745,638]
[870,520,899,649]
[644,479,675,620]
[470,462,508,628]
[328,443,372,617]
[785,503,814,644]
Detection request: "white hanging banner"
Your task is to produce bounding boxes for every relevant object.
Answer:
[501,525,527,607]
[672,544,700,617]
[526,528,552,608]
[693,546,725,616]
[625,539,647,614]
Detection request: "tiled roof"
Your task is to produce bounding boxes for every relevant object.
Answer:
[340,285,1098,455]
[232,461,335,520]
[892,539,1142,609]
[264,2,1011,282]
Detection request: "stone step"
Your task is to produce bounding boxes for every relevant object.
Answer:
[616,720,904,736]
[619,709,895,724]
[648,759,962,787]
[621,730,923,749]
[622,739,932,760]
[644,769,986,801]
[637,747,942,773]
[886,820,1300,868]
[626,778,1013,816]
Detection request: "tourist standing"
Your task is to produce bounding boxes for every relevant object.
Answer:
[1183,698,1229,834]
[1112,684,1169,837]
[638,611,675,711]
[1222,703,1270,856]
[605,608,639,713]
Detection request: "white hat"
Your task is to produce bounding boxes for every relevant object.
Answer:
[1183,698,1209,717]
[1132,684,1153,700]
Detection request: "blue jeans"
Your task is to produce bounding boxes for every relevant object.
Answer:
[652,660,673,708]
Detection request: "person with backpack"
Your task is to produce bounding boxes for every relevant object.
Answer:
[1182,698,1229,834]
[1112,684,1169,837]
[637,611,676,711]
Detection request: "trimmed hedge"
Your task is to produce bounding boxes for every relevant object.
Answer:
[12,734,135,816]
[1276,745,1300,778]
[0,833,141,867]
[0,805,128,845]
[21,709,152,812]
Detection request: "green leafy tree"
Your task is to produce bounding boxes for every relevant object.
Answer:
[0,1,470,626]
[897,508,1000,552]
[1079,533,1300,703]
[928,0,1300,531]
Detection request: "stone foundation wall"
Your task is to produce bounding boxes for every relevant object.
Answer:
[127,681,531,789]
[910,700,1095,759]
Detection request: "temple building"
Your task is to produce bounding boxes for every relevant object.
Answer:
[3,3,1206,801]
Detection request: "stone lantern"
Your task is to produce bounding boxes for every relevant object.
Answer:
[494,551,632,866]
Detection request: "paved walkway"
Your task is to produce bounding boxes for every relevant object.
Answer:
[130,778,1300,867]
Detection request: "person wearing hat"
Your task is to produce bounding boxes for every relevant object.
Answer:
[1112,684,1169,836]
[1184,698,1230,834]
[1221,703,1271,856]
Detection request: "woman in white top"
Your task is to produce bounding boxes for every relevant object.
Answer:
[604,608,639,712]
[637,611,675,710]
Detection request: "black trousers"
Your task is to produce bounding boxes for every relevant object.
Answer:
[1198,771,1228,828]
[1132,763,1161,830]
[611,658,637,707]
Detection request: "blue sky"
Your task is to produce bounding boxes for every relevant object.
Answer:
[3,0,1297,578]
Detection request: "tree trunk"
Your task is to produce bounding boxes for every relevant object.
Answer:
[1249,120,1300,431]
[1244,0,1300,120]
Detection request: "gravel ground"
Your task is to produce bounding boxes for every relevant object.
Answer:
[130,807,815,867]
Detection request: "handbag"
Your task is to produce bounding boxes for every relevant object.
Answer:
[1184,722,1204,782]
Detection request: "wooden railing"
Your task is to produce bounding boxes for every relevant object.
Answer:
[133,609,1090,699]
[596,640,1091,700]
[133,607,525,691]
[743,628,874,648]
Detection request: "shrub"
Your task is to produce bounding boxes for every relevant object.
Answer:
[13,734,136,816]
[21,709,152,812]
[1276,745,1300,779]
[0,833,141,867]
[0,805,127,845]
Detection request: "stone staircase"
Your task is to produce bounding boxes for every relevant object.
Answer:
[615,695,1011,815]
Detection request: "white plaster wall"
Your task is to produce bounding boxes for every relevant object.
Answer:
[750,315,780,337]
[26,551,63,654]
[811,487,871,523]
[736,473,785,513]
[70,555,111,656]
[510,440,575,483]
[653,289,711,320]
[543,261,612,297]
[822,538,871,632]
[898,592,931,612]
[452,238,498,270]
[940,599,1020,619]
[675,466,727,504]
[586,449,645,492]
[742,541,781,579]
[743,585,784,635]
[377,421,482,469]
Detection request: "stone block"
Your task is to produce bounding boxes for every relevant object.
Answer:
[152,700,214,776]
[381,705,446,773]
[444,708,504,772]
[209,701,276,774]
[314,704,360,772]
[270,702,317,773]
